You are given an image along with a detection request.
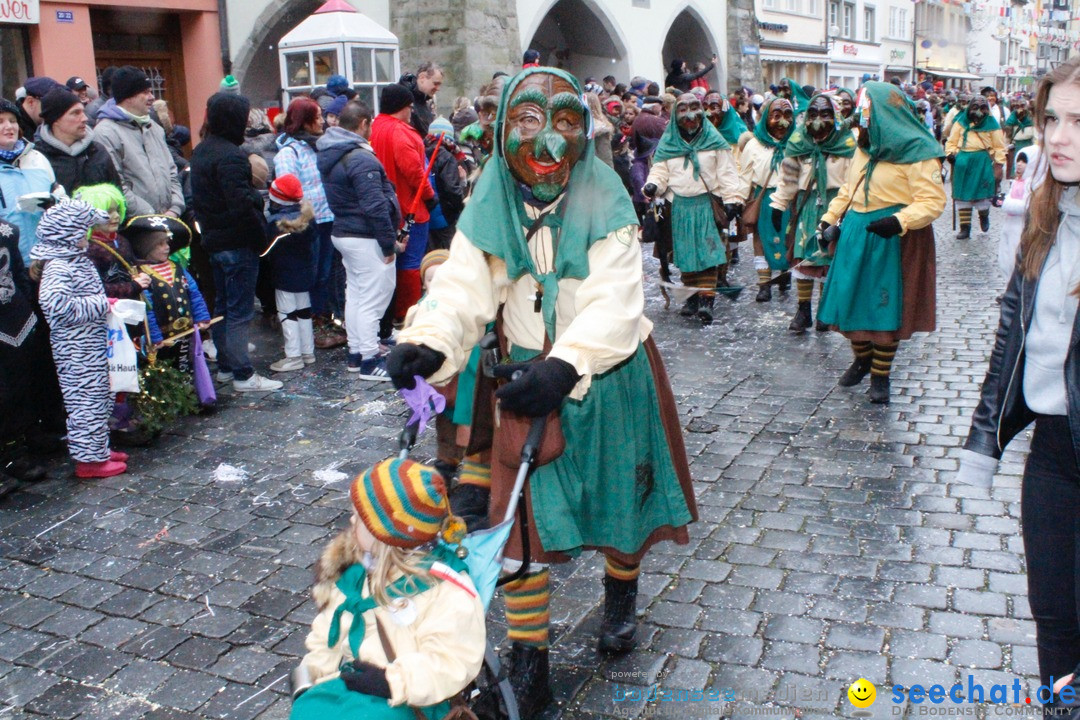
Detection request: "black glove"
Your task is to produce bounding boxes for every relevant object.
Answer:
[642,183,658,199]
[724,203,743,221]
[946,154,956,165]
[820,223,841,253]
[865,216,902,238]
[386,343,447,390]
[493,358,581,418]
[771,207,784,234]
[340,661,391,699]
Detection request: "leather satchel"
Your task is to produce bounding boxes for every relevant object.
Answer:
[741,166,776,230]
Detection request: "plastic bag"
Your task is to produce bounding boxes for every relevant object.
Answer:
[107,299,146,394]
[192,331,216,407]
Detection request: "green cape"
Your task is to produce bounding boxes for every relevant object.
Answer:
[784,93,857,210]
[859,82,944,200]
[454,66,638,341]
[1005,111,1032,130]
[752,97,797,173]
[654,108,730,183]
[715,105,748,146]
[955,108,1002,147]
[781,78,811,115]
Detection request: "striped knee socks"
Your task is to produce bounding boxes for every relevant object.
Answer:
[458,455,491,489]
[604,556,640,582]
[505,569,551,649]
[871,342,899,377]
[796,278,814,303]
[851,340,872,360]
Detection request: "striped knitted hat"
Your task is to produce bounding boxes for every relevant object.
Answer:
[351,459,450,548]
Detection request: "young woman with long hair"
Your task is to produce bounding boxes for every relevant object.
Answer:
[957,57,1080,713]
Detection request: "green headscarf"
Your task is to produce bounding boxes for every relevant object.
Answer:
[955,108,1002,147]
[1006,110,1032,130]
[455,67,638,342]
[784,94,857,210]
[752,97,797,173]
[654,104,730,182]
[858,82,944,200]
[716,105,748,146]
[781,78,811,115]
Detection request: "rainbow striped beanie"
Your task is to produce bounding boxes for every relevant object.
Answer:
[351,458,449,548]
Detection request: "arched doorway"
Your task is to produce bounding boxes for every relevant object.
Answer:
[662,7,721,90]
[233,0,324,107]
[526,0,629,84]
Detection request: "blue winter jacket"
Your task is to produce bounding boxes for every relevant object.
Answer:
[0,143,56,263]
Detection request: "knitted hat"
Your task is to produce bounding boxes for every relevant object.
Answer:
[428,115,453,138]
[219,75,240,94]
[269,173,303,204]
[111,67,151,103]
[0,98,19,120]
[380,83,413,114]
[351,458,449,548]
[327,74,350,95]
[40,87,82,126]
[325,94,349,118]
[23,77,59,99]
[420,249,449,280]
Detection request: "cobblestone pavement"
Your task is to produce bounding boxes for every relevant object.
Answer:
[0,199,1036,720]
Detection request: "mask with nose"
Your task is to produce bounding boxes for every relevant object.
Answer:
[806,95,836,143]
[704,92,724,128]
[676,93,704,140]
[966,97,989,127]
[766,99,794,140]
[836,91,854,119]
[777,79,793,101]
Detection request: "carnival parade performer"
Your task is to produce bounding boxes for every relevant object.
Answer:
[817,82,946,404]
[945,94,1006,239]
[385,67,696,719]
[1004,96,1036,178]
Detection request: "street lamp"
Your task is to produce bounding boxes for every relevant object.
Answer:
[827,24,840,86]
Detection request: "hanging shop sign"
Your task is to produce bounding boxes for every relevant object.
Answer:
[0,0,38,24]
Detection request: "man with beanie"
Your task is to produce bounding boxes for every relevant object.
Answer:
[317,100,400,379]
[16,77,60,139]
[370,83,434,325]
[94,66,185,218]
[35,87,122,195]
[219,75,240,95]
[85,67,116,125]
[191,92,281,392]
[398,61,442,136]
[425,116,465,251]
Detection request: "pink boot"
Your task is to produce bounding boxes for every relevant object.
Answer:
[75,460,127,479]
[109,450,129,463]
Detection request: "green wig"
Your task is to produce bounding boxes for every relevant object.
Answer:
[73,183,127,226]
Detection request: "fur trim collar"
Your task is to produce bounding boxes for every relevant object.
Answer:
[313,530,364,610]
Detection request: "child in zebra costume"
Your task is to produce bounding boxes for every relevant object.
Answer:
[31,200,128,479]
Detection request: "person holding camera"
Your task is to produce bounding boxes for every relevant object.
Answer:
[816,82,945,404]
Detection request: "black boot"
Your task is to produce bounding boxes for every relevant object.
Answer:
[956,224,971,240]
[868,375,891,404]
[598,575,638,654]
[679,294,700,317]
[729,247,740,265]
[3,457,46,483]
[697,295,714,326]
[777,274,791,295]
[433,459,458,484]
[715,264,729,291]
[815,318,829,332]
[755,284,772,302]
[979,209,990,232]
[449,483,490,532]
[508,642,553,719]
[838,356,872,387]
[0,470,19,499]
[789,301,812,333]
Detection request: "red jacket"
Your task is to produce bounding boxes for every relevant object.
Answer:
[370,114,434,225]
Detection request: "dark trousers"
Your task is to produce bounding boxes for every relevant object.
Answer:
[210,248,259,381]
[1022,416,1080,690]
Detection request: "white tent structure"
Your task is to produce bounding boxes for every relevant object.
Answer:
[278,0,400,111]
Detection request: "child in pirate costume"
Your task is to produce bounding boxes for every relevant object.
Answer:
[289,458,485,720]
[643,92,743,325]
[386,67,696,719]
[125,215,211,372]
[945,94,1006,239]
[769,93,856,333]
[817,82,946,404]
[738,97,796,301]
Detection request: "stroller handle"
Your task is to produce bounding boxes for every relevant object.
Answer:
[398,419,420,460]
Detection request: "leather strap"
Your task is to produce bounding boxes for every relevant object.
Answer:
[373,615,427,720]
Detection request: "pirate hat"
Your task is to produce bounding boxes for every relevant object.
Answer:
[124,214,192,258]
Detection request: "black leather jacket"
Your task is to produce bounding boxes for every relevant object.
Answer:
[965,252,1080,466]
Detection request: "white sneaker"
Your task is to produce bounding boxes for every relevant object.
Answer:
[269,356,304,372]
[215,371,233,383]
[203,339,218,362]
[233,374,283,392]
[302,354,316,365]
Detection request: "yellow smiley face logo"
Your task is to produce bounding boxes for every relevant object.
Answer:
[848,678,876,708]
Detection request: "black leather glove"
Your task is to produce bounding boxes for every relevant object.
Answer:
[820,223,841,253]
[493,358,581,418]
[340,660,391,698]
[771,207,784,233]
[724,203,743,221]
[866,216,902,238]
[642,183,658,199]
[946,154,956,165]
[386,343,447,390]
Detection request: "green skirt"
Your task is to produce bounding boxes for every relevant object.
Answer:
[817,205,904,332]
[510,343,692,557]
[952,150,995,202]
[290,677,450,720]
[793,188,838,266]
[672,193,726,273]
[757,188,790,271]
[452,344,483,426]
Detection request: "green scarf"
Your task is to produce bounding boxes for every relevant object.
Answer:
[859,82,944,201]
[654,109,729,183]
[1005,110,1032,130]
[455,67,638,342]
[715,106,748,146]
[956,109,1002,148]
[781,78,811,115]
[752,97,796,173]
[784,94,857,210]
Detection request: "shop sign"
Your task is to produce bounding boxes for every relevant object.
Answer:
[743,44,760,55]
[890,49,906,61]
[842,44,858,55]
[0,0,38,24]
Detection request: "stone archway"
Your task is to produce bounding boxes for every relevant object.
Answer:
[232,0,324,107]
[662,6,722,90]
[526,0,630,84]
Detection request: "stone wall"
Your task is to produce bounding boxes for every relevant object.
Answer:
[727,0,763,93]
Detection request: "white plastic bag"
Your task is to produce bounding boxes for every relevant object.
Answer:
[107,299,146,394]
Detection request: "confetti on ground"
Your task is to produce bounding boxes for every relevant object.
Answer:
[211,463,249,483]
[312,465,349,484]
[356,399,389,416]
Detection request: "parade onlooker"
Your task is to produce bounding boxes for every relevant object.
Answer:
[449,96,477,138]
[999,146,1041,287]
[94,66,185,218]
[400,61,443,137]
[15,77,59,140]
[85,67,115,125]
[664,57,717,94]
[956,59,1080,716]
[587,93,615,168]
[264,174,316,373]
[65,77,91,105]
[370,83,434,325]
[191,92,281,392]
[424,117,465,252]
[317,100,400,379]
[0,98,56,263]
[35,87,122,196]
[32,200,127,479]
[74,183,147,300]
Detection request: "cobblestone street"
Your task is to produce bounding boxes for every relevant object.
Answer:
[0,198,1036,720]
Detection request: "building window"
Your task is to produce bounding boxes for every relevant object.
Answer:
[843,2,855,38]
[829,0,840,32]
[864,6,875,42]
[764,0,777,10]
